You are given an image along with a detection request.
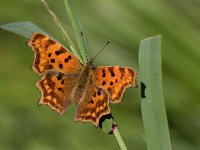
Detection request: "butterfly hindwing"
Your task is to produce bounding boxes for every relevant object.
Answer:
[74,79,110,126]
[37,71,79,115]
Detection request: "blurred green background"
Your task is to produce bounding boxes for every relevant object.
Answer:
[0,0,200,149]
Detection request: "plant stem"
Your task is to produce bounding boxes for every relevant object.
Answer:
[113,125,128,150]
[40,0,75,49]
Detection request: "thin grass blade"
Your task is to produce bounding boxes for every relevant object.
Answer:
[40,0,82,61]
[64,0,91,64]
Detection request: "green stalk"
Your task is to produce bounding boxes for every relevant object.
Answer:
[113,126,128,150]
[40,0,80,60]
[100,115,128,150]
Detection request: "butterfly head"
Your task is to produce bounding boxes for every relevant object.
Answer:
[86,58,94,69]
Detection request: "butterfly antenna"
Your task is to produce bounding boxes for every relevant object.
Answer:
[93,40,110,60]
[41,0,75,48]
[80,31,89,61]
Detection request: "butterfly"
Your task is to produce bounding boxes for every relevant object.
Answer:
[27,33,137,126]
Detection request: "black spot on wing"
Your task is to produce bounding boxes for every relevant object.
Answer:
[97,90,101,96]
[51,59,55,63]
[102,73,106,78]
[64,58,69,63]
[102,81,106,86]
[61,79,65,85]
[59,64,63,69]
[56,73,63,80]
[90,99,94,104]
[64,55,72,63]
[108,67,115,77]
[68,55,72,60]
[110,82,114,86]
[55,47,66,55]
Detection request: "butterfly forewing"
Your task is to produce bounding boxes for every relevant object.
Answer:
[93,66,137,103]
[27,33,83,74]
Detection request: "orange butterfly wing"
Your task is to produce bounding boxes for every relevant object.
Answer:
[93,66,137,103]
[37,71,79,115]
[27,33,83,114]
[74,79,110,127]
[27,33,83,74]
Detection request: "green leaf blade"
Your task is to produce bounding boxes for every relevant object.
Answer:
[0,21,47,38]
[64,0,91,64]
[139,35,172,150]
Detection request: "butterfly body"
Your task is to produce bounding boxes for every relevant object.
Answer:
[71,60,93,105]
[27,33,137,126]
